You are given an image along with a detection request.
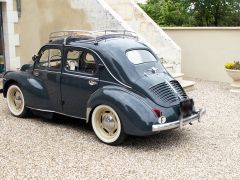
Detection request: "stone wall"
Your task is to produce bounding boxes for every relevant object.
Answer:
[104,0,181,73]
[2,0,181,72]
[14,0,128,65]
[0,0,19,70]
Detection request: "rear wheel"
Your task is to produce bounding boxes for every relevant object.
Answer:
[7,84,27,117]
[91,105,126,145]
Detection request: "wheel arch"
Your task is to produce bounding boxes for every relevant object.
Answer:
[87,86,158,136]
[3,79,19,97]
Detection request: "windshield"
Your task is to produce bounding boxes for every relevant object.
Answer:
[126,50,157,65]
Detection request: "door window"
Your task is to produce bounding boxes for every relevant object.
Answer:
[37,48,62,70]
[66,50,82,71]
[66,49,97,74]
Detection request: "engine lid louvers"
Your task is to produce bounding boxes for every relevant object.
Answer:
[169,80,188,100]
[149,80,188,106]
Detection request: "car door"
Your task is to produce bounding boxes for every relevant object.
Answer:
[32,45,62,112]
[61,47,100,118]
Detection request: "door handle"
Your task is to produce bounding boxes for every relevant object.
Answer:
[88,79,98,86]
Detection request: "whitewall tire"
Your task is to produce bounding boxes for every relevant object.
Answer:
[91,105,126,145]
[7,84,27,117]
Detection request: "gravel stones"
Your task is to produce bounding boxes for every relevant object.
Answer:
[0,79,239,179]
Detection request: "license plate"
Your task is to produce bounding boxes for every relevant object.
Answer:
[180,99,194,117]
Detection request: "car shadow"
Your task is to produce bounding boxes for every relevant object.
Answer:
[120,130,192,150]
[27,110,93,134]
[27,111,192,150]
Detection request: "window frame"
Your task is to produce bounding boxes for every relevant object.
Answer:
[63,46,99,77]
[35,45,63,72]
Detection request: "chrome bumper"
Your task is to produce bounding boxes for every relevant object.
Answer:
[152,108,206,132]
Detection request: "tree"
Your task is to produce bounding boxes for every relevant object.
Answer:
[140,0,240,26]
[139,0,193,26]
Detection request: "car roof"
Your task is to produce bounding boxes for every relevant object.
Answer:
[48,38,155,86]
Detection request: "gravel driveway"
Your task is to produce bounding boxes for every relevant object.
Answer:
[0,80,240,179]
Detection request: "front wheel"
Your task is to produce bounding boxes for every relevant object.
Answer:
[7,84,28,117]
[91,105,126,145]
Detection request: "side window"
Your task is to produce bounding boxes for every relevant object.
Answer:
[37,48,62,70]
[38,49,49,68]
[66,50,82,71]
[66,50,97,74]
[80,52,97,74]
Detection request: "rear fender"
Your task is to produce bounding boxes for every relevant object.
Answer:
[87,86,158,136]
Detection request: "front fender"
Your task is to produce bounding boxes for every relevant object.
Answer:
[87,86,158,136]
[3,71,29,98]
[3,71,49,109]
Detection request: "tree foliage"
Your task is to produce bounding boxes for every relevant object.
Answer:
[140,0,240,26]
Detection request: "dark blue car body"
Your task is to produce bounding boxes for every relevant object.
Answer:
[1,30,205,139]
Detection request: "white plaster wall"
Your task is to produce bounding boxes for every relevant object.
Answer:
[164,27,240,83]
[0,0,19,70]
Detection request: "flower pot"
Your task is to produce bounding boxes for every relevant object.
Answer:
[226,69,240,93]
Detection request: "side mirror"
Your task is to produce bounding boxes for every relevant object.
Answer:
[32,55,38,62]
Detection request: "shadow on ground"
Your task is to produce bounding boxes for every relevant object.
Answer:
[26,109,191,150]
[24,111,191,151]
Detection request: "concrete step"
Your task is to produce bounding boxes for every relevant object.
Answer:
[163,63,174,73]
[163,65,196,91]
[179,79,196,92]
[171,72,184,81]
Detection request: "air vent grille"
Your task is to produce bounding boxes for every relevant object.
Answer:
[149,82,178,106]
[170,80,188,100]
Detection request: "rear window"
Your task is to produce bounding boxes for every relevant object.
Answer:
[126,50,157,65]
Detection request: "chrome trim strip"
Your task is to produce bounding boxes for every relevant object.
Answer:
[34,69,61,74]
[62,73,99,80]
[65,45,132,89]
[98,80,122,86]
[152,108,206,132]
[26,106,87,120]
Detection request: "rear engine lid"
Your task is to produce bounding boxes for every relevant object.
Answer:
[134,73,188,107]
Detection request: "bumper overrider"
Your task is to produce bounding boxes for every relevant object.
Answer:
[152,108,206,132]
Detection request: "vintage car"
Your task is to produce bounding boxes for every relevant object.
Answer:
[1,30,205,145]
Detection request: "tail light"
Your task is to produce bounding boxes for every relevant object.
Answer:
[152,108,162,118]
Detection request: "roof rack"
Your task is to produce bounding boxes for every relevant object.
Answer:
[49,30,138,45]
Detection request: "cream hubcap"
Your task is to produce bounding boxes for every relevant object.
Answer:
[92,105,121,143]
[7,85,25,116]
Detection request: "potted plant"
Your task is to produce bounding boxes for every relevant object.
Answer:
[225,61,240,92]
